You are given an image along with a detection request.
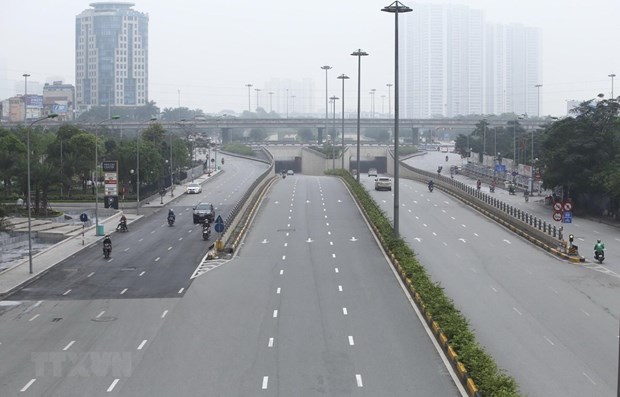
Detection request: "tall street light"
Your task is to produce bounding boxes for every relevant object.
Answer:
[609,73,616,99]
[383,0,412,239]
[95,116,120,235]
[286,89,290,118]
[370,88,376,118]
[268,91,274,113]
[386,83,393,118]
[291,95,296,116]
[337,74,349,169]
[511,115,525,172]
[330,95,339,169]
[23,73,30,123]
[321,65,332,144]
[169,129,174,197]
[245,84,253,112]
[255,88,261,110]
[351,50,368,182]
[535,84,543,117]
[26,113,58,274]
[136,117,158,215]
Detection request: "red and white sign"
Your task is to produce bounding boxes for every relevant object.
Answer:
[553,211,563,222]
[563,202,573,212]
[553,202,562,211]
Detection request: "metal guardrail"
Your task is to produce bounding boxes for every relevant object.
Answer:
[395,153,562,248]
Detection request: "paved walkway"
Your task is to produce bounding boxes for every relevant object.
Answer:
[0,171,221,299]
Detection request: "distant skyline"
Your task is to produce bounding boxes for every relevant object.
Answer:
[1,0,619,117]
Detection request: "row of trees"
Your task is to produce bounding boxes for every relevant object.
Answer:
[0,122,191,214]
[454,98,620,215]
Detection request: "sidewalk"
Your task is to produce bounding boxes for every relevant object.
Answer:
[0,170,221,299]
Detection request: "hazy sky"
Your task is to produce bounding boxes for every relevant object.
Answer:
[2,0,619,116]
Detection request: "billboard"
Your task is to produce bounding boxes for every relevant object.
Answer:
[51,104,68,114]
[26,95,43,109]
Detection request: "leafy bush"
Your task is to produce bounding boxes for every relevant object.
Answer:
[221,142,256,156]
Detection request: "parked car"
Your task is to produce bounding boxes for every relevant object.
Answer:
[193,202,215,224]
[375,176,392,191]
[287,170,294,176]
[368,168,378,177]
[186,182,202,194]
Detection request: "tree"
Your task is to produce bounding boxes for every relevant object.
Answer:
[297,128,315,143]
[541,97,620,212]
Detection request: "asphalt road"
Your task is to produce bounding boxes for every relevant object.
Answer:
[0,156,269,396]
[362,151,620,396]
[115,174,461,396]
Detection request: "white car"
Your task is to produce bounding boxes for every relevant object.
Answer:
[287,170,294,176]
[374,177,392,191]
[186,183,202,194]
[368,168,378,177]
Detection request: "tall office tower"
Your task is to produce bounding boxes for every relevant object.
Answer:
[487,24,542,116]
[75,2,148,111]
[401,3,541,118]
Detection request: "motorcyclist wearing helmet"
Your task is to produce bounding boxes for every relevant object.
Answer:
[594,239,605,256]
[428,180,434,190]
[168,208,175,221]
[103,234,112,252]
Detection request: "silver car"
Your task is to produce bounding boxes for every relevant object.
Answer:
[186,183,202,194]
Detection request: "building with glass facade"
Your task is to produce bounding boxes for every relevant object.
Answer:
[75,2,148,111]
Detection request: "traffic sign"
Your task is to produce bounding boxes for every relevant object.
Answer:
[553,202,562,211]
[80,213,89,222]
[563,202,573,212]
[563,211,573,223]
[553,211,562,222]
[214,215,225,233]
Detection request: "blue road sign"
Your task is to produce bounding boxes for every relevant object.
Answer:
[562,211,572,223]
[495,164,506,173]
[214,215,224,233]
[80,213,89,222]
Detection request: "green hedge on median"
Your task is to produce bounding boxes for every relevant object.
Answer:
[328,169,520,397]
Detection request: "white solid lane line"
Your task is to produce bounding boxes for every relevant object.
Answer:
[62,341,75,351]
[107,379,120,392]
[137,340,147,350]
[20,379,36,392]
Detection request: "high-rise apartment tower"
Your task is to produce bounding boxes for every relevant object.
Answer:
[75,2,148,110]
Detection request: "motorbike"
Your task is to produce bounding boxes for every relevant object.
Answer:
[428,184,434,193]
[508,185,516,195]
[116,219,128,232]
[490,185,495,193]
[202,224,211,240]
[103,243,112,259]
[445,155,449,162]
[168,215,175,226]
[594,250,605,264]
[524,194,529,203]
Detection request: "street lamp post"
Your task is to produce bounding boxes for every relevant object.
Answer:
[245,84,253,112]
[255,88,261,110]
[26,114,58,274]
[268,91,274,113]
[370,88,377,118]
[23,73,30,123]
[337,74,349,169]
[321,65,332,144]
[330,95,339,169]
[535,84,543,117]
[386,83,393,118]
[609,73,616,100]
[169,130,174,197]
[286,89,289,118]
[291,95,296,116]
[95,116,120,236]
[136,117,157,215]
[351,50,368,182]
[383,1,412,239]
